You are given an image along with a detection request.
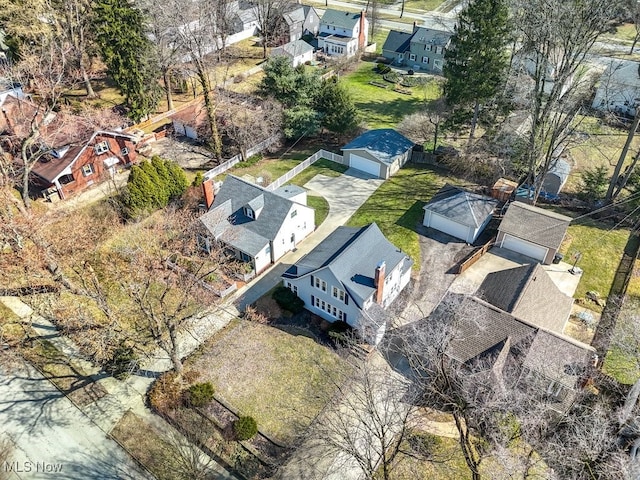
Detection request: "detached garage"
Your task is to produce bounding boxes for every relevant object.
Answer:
[497,201,572,264]
[342,129,414,179]
[423,185,499,244]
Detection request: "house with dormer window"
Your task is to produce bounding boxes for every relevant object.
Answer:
[282,223,413,344]
[198,175,315,274]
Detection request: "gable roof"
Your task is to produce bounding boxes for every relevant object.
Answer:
[424,184,499,228]
[498,201,572,250]
[382,30,412,53]
[272,39,314,59]
[410,26,451,47]
[342,129,414,165]
[478,264,573,333]
[320,9,362,30]
[200,175,309,256]
[283,223,412,306]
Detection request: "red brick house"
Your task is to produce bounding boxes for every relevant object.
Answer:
[30,130,138,201]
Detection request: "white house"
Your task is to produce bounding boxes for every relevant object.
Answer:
[282,223,413,344]
[271,39,314,67]
[199,176,315,274]
[423,185,499,244]
[592,59,640,117]
[341,129,414,179]
[317,9,368,58]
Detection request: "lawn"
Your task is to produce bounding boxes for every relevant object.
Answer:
[341,61,443,129]
[603,298,640,385]
[184,320,349,445]
[308,195,330,226]
[558,216,631,305]
[347,164,455,266]
[403,0,447,12]
[287,158,348,186]
[598,22,638,47]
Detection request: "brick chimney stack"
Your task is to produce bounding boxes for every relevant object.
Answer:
[374,261,385,305]
[413,21,417,33]
[202,177,215,209]
[358,10,366,50]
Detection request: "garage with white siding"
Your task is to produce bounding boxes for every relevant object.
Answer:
[342,129,414,179]
[496,201,572,265]
[423,185,499,244]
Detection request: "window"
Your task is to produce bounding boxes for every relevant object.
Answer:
[422,56,429,64]
[314,277,327,292]
[82,163,94,177]
[291,210,297,218]
[120,147,129,156]
[286,281,298,295]
[240,252,251,262]
[244,207,254,219]
[332,287,346,303]
[94,141,109,155]
[58,174,75,185]
[409,53,416,61]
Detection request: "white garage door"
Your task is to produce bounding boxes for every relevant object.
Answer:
[426,211,470,242]
[501,234,548,262]
[350,154,381,178]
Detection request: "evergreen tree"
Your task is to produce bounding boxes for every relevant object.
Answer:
[283,105,320,140]
[140,160,168,207]
[93,0,161,121]
[315,78,359,136]
[125,164,156,215]
[165,160,188,198]
[443,0,510,138]
[259,56,320,108]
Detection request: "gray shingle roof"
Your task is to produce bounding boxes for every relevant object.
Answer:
[498,202,572,250]
[437,295,536,364]
[283,223,413,306]
[382,30,412,53]
[283,6,306,26]
[342,129,414,165]
[200,175,308,256]
[272,39,314,59]
[274,184,306,199]
[410,27,451,47]
[320,9,362,30]
[424,184,498,228]
[478,264,574,333]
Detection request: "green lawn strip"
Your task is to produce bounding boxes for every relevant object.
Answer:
[342,62,441,129]
[110,411,182,480]
[602,297,640,385]
[598,22,637,46]
[557,216,630,304]
[603,345,640,385]
[307,195,330,227]
[287,158,349,187]
[184,320,349,445]
[346,164,454,267]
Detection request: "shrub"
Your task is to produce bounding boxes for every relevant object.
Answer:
[186,382,215,407]
[234,416,258,441]
[191,171,204,187]
[105,344,138,380]
[375,63,391,74]
[578,164,609,202]
[149,371,182,411]
[272,286,305,314]
[383,71,400,83]
[235,153,263,168]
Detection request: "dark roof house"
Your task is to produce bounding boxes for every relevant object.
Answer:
[497,202,572,264]
[423,185,499,243]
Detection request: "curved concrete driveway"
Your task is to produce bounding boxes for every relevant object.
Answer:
[233,169,384,310]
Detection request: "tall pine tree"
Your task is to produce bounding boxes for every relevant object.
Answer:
[94,0,160,121]
[443,0,510,138]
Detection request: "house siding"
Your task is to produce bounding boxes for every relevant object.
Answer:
[56,135,137,200]
[271,203,315,261]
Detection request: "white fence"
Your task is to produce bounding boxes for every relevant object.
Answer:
[203,134,281,180]
[266,149,345,191]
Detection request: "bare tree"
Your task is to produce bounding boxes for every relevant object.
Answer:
[626,0,640,54]
[510,0,618,204]
[252,0,295,59]
[397,98,449,153]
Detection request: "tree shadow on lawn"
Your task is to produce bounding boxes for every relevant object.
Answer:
[396,200,426,234]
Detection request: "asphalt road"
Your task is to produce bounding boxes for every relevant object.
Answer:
[0,363,153,480]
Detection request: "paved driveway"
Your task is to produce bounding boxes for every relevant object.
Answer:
[0,364,153,480]
[233,169,384,310]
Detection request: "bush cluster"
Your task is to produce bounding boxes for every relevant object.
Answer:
[375,63,391,74]
[234,416,258,441]
[105,343,137,380]
[121,155,188,218]
[186,382,215,407]
[272,286,305,314]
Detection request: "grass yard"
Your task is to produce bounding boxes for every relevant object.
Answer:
[308,195,330,226]
[558,216,631,305]
[598,23,638,47]
[184,320,349,445]
[287,158,349,186]
[342,61,443,129]
[347,164,455,266]
[403,0,447,12]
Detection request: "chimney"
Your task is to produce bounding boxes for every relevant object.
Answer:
[202,177,215,209]
[358,10,366,50]
[374,261,385,305]
[413,21,417,33]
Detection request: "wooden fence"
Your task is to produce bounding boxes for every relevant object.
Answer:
[265,149,344,191]
[456,238,496,274]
